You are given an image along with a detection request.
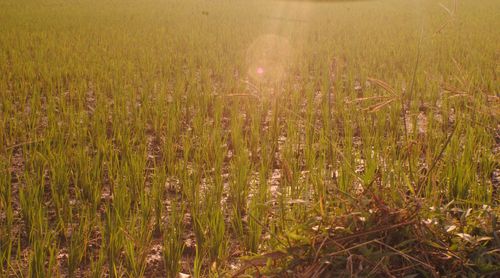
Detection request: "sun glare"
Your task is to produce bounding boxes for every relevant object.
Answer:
[246,34,292,83]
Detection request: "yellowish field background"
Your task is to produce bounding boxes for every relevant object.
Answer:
[0,0,498,276]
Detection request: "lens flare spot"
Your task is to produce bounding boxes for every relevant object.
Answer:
[246,34,292,83]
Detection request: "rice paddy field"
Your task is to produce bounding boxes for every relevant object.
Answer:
[0,0,499,277]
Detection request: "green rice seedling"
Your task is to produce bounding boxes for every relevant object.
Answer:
[0,154,13,274]
[123,150,147,209]
[123,213,152,278]
[47,147,72,235]
[229,113,251,239]
[152,167,167,235]
[90,225,107,278]
[19,152,46,241]
[104,205,124,278]
[246,166,270,253]
[68,210,91,277]
[205,122,228,267]
[205,207,226,267]
[28,232,58,278]
[72,145,102,212]
[162,199,185,278]
[193,247,203,278]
